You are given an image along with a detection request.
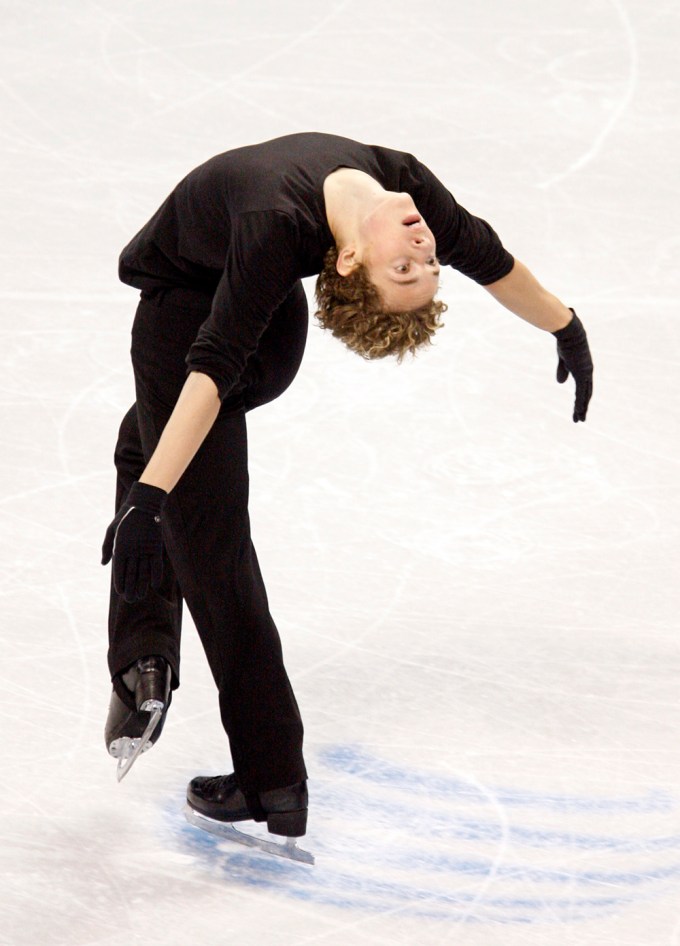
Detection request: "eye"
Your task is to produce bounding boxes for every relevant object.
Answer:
[395,263,409,273]
[426,257,437,266]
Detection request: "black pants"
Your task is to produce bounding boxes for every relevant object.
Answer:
[108,283,309,793]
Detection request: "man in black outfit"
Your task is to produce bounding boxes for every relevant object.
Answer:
[101,132,593,843]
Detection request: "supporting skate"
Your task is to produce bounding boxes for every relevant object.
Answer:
[184,773,314,865]
[105,655,171,782]
[183,805,315,864]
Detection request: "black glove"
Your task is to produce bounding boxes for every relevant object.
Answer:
[101,481,167,603]
[553,310,593,422]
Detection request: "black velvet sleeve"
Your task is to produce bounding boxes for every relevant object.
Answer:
[185,211,299,400]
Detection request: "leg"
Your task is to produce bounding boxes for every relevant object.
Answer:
[131,288,307,793]
[107,404,183,688]
[241,280,309,412]
[161,402,306,791]
[104,403,182,773]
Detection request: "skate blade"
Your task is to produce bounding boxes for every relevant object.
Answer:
[113,706,163,783]
[183,805,315,866]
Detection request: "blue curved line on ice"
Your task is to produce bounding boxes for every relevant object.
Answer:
[175,819,644,923]
[319,746,676,815]
[176,812,680,891]
[317,784,680,854]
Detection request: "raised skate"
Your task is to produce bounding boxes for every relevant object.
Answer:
[184,773,314,865]
[105,655,171,782]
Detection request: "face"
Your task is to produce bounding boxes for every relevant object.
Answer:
[357,192,440,310]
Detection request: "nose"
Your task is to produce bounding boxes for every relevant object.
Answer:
[410,232,432,250]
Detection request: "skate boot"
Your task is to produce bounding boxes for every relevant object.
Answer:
[184,774,313,864]
[105,655,171,782]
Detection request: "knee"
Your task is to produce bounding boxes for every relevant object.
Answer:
[244,283,309,411]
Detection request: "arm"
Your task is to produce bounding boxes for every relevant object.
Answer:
[139,218,300,491]
[483,259,593,423]
[101,371,221,602]
[103,214,300,601]
[139,371,220,493]
[409,158,592,418]
[483,259,572,332]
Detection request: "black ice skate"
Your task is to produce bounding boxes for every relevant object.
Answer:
[184,774,314,865]
[105,655,171,782]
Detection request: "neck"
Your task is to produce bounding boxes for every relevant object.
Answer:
[324,168,386,246]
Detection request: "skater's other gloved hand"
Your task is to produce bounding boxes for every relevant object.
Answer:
[553,310,593,423]
[101,481,167,603]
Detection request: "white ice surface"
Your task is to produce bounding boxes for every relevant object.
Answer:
[1,1,680,944]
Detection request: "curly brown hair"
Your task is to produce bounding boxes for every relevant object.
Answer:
[314,247,447,361]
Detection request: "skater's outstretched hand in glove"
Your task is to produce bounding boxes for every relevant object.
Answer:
[553,310,593,422]
[483,260,593,422]
[101,481,167,603]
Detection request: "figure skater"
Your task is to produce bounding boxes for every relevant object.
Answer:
[101,131,593,851]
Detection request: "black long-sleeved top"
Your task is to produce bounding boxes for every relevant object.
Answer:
[119,132,514,400]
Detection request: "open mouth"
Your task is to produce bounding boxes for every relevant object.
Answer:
[402,214,421,227]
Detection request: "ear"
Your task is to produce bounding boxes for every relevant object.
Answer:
[336,245,359,277]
